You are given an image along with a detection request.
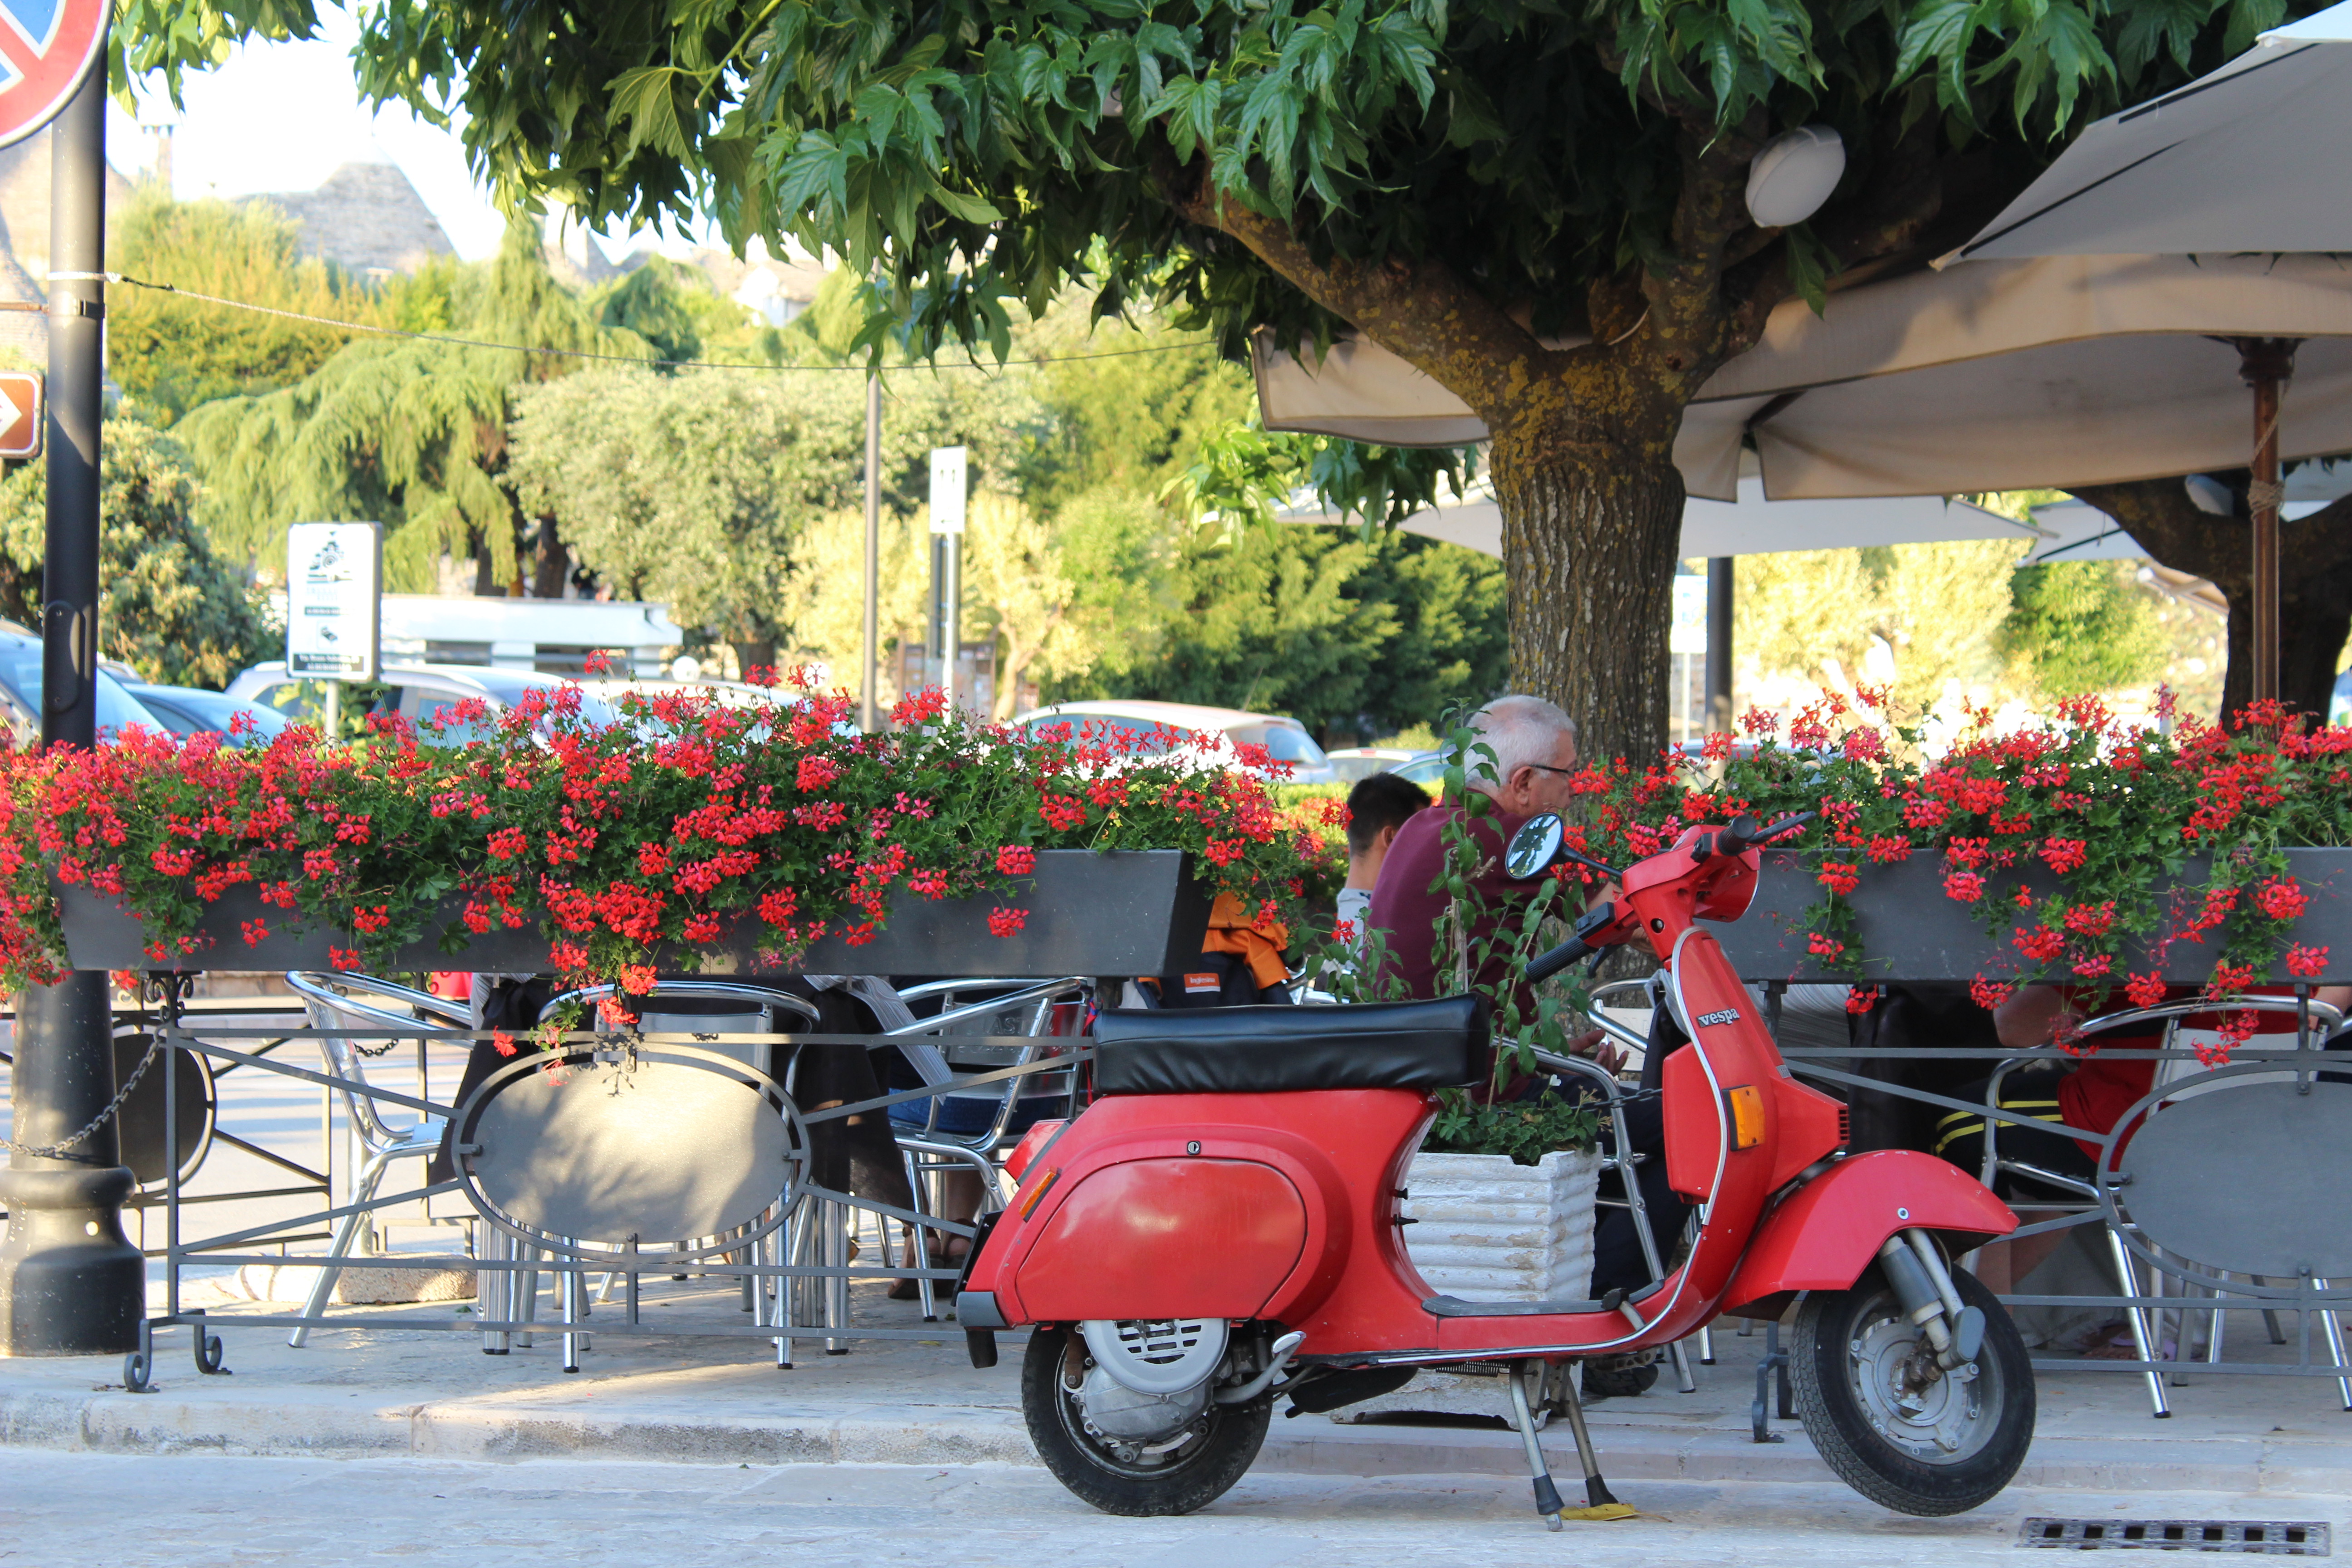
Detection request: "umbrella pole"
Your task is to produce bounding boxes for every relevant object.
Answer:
[2236,338,2299,706]
[1705,557,1735,733]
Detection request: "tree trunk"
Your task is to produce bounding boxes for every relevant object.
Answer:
[2069,479,2352,724]
[531,513,570,599]
[472,531,502,598]
[1492,432,1686,764]
[730,638,776,681]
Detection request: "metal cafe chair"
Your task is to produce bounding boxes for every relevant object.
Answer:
[281,971,473,1347]
[524,980,823,1356]
[882,977,1089,1320]
[1975,994,2349,1416]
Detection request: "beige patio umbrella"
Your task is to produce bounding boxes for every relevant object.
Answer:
[1255,251,2352,701]
[1273,456,2033,558]
[1937,4,2352,703]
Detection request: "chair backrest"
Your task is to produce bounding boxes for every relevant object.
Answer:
[285,971,471,1140]
[2119,1075,2352,1279]
[460,1042,802,1255]
[537,980,822,1082]
[886,977,1089,1144]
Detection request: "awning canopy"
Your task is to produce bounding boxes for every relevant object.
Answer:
[1275,455,2034,559]
[1955,0,2352,262]
[1255,253,2352,501]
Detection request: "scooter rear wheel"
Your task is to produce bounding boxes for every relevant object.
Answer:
[1020,1323,1272,1517]
[1790,1262,2035,1516]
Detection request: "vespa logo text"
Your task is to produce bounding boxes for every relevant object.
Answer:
[1695,1008,1741,1027]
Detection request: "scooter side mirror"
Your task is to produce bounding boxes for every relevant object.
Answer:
[1504,813,1564,880]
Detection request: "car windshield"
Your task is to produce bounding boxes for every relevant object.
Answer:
[137,690,291,746]
[1389,754,1448,786]
[1254,723,1328,768]
[0,641,165,739]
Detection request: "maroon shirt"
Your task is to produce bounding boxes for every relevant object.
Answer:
[1366,801,1535,1009]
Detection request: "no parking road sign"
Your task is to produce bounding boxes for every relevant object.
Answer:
[0,0,106,149]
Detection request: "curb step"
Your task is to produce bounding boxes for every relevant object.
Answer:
[5,1384,2347,1498]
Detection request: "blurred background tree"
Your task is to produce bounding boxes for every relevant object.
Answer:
[2002,561,2172,699]
[109,189,389,423]
[0,415,272,688]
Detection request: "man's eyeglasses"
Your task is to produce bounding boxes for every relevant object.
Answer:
[1523,762,1581,778]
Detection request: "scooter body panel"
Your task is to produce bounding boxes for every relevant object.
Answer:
[1016,1157,1311,1320]
[1721,1148,2019,1310]
[968,1088,1429,1333]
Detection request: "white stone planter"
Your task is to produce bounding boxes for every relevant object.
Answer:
[1337,1147,1604,1425]
[1400,1148,1602,1302]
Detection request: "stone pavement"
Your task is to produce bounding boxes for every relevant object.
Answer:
[4,1273,2351,1503]
[4,1449,2348,1568]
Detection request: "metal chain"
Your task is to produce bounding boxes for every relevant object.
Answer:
[0,1031,162,1159]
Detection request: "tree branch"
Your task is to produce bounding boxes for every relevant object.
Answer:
[1169,165,1568,430]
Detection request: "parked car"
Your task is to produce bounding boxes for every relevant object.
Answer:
[2334,671,2351,727]
[1324,746,1423,784]
[1386,750,1449,788]
[1011,699,1338,783]
[124,684,292,747]
[225,661,622,747]
[0,621,166,743]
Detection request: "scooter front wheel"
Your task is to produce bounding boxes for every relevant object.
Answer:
[1020,1323,1272,1517]
[1791,1262,2035,1516]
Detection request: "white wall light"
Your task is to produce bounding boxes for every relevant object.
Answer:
[1745,126,1846,228]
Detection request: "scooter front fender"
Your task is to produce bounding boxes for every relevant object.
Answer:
[1720,1149,2016,1316]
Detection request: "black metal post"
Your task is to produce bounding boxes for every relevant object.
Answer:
[1704,556,1735,734]
[0,74,142,1357]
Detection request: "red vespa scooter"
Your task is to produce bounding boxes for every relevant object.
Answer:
[958,811,2032,1524]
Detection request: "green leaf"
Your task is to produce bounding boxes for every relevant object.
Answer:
[929,182,1005,224]
[609,66,693,159]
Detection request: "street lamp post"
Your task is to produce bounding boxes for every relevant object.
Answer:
[0,73,142,1357]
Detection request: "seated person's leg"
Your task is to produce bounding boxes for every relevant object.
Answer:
[1590,1152,1691,1297]
[1931,1069,2087,1292]
[1588,1096,1692,1297]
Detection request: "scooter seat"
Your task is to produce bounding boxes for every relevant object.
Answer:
[1093,996,1491,1094]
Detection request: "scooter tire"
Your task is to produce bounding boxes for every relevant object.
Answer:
[1791,1262,2035,1517]
[1020,1323,1272,1517]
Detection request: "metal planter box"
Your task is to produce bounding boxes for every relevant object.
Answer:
[58,848,1212,980]
[1713,847,2352,985]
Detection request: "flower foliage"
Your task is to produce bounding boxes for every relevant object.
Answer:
[0,674,1341,1003]
[1570,691,2352,1064]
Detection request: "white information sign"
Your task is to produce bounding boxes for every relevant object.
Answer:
[929,446,968,535]
[285,522,384,679]
[1668,573,1710,656]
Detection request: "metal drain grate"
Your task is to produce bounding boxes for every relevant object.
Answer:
[2019,1519,2330,1555]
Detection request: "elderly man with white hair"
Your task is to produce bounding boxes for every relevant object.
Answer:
[1362,694,1592,1004]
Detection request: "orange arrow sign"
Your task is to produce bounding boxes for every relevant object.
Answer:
[0,370,37,461]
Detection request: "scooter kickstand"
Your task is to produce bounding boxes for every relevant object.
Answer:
[1507,1359,1567,1530]
[1557,1359,1634,1520]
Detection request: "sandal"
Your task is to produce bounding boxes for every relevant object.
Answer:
[887,1232,970,1300]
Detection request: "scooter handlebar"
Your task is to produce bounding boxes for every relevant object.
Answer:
[1717,810,1814,858]
[1524,935,1592,985]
